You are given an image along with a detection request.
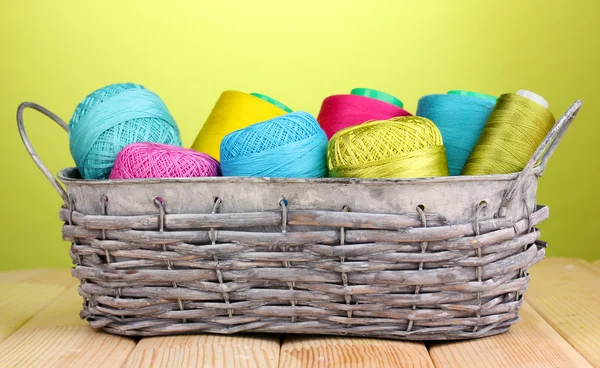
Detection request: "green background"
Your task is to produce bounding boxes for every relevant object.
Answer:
[0,0,598,270]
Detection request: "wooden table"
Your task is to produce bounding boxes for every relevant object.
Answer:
[1,258,598,367]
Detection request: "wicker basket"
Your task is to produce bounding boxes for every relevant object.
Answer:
[17,100,582,340]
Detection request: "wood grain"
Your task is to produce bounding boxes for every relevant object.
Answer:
[528,258,600,367]
[279,336,434,368]
[62,205,546,246]
[0,268,74,286]
[58,207,447,230]
[0,284,136,368]
[428,303,593,368]
[0,269,76,342]
[122,334,280,368]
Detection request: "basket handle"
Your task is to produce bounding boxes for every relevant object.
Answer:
[17,102,70,206]
[499,99,583,215]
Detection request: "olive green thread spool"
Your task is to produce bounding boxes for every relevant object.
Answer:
[462,90,555,175]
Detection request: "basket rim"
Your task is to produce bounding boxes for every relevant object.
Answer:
[57,165,544,186]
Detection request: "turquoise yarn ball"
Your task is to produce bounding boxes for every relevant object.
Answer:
[220,111,328,178]
[69,83,182,179]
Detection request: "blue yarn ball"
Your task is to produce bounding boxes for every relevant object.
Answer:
[220,111,328,178]
[417,94,496,176]
[69,83,182,179]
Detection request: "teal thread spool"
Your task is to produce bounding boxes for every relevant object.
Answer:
[69,83,182,179]
[416,90,497,175]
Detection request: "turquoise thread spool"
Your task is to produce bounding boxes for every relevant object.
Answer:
[416,90,496,175]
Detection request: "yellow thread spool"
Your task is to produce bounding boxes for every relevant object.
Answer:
[191,91,287,160]
[462,90,555,175]
[328,116,449,179]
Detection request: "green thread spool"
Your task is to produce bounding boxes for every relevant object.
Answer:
[250,93,293,113]
[350,88,404,108]
[462,90,555,175]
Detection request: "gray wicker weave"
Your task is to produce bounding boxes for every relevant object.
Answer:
[18,100,582,340]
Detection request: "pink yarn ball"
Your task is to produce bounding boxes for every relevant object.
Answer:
[109,143,221,179]
[317,94,412,139]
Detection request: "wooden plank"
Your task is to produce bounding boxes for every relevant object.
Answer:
[0,284,136,368]
[279,336,434,368]
[527,257,600,367]
[0,269,76,342]
[0,268,74,286]
[123,334,280,368]
[428,303,593,368]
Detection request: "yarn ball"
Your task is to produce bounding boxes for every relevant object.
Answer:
[416,92,496,175]
[328,116,449,179]
[317,94,411,139]
[220,111,328,178]
[109,142,220,179]
[69,83,182,179]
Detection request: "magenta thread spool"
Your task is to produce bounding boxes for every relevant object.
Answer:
[317,88,411,139]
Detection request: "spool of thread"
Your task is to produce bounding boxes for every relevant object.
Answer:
[191,91,288,160]
[317,88,411,139]
[109,142,220,179]
[220,111,328,178]
[69,83,182,180]
[462,90,555,175]
[250,93,293,113]
[416,90,497,175]
[328,116,448,179]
